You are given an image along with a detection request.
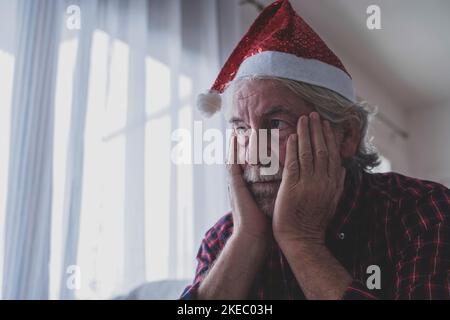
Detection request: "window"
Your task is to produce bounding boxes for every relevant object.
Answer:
[50,29,195,299]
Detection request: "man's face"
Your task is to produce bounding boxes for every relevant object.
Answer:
[229,79,314,217]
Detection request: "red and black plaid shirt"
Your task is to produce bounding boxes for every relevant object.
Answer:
[181,171,450,299]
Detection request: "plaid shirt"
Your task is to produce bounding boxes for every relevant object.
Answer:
[181,171,450,299]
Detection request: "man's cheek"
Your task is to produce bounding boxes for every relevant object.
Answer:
[236,142,246,164]
[277,139,288,167]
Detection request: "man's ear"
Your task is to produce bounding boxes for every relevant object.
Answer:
[339,120,360,159]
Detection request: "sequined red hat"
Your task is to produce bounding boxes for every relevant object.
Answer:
[197,0,355,118]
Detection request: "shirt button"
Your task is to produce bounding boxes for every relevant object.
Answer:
[338,232,345,240]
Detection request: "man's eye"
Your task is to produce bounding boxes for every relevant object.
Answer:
[235,127,248,135]
[270,119,288,129]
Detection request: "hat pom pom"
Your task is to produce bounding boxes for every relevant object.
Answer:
[197,90,221,118]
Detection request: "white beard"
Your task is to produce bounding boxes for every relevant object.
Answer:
[243,165,283,217]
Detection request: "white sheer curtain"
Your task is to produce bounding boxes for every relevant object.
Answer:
[0,0,18,300]
[1,0,63,299]
[0,0,242,299]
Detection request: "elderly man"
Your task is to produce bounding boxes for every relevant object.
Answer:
[181,0,450,300]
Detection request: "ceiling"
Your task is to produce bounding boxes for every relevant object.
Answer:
[241,0,450,110]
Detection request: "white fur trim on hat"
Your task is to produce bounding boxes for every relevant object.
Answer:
[235,51,356,102]
[196,90,222,118]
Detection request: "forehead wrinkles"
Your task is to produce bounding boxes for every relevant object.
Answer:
[234,92,300,121]
[235,93,271,124]
[230,80,313,125]
[233,81,293,117]
[232,85,260,121]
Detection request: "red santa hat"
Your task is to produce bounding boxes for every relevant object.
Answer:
[197,0,355,118]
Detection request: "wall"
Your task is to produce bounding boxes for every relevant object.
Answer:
[351,65,412,176]
[407,101,450,187]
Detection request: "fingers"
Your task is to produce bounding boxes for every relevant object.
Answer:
[282,134,299,184]
[297,115,313,177]
[297,112,343,183]
[309,112,328,176]
[322,119,342,180]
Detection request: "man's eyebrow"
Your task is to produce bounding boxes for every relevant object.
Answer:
[262,105,297,118]
[228,116,245,124]
[228,106,298,123]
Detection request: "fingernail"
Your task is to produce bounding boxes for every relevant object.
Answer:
[310,112,319,119]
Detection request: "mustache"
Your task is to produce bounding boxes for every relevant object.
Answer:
[243,165,283,183]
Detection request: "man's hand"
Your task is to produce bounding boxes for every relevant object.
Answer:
[227,134,271,241]
[272,112,346,246]
[271,112,352,300]
[195,134,272,300]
